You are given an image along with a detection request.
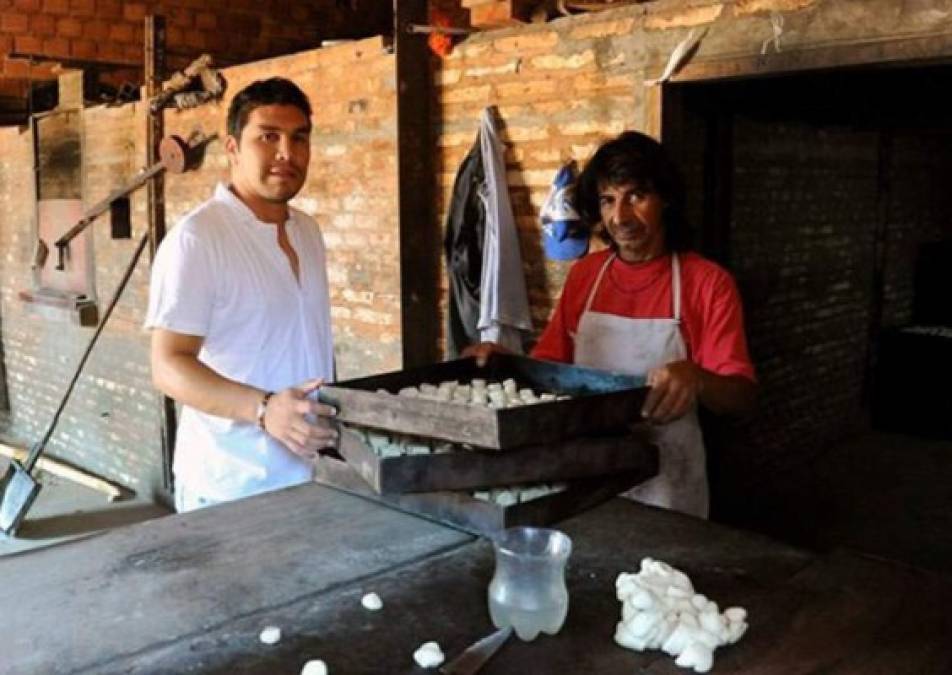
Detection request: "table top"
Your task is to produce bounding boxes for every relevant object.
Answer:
[2,482,950,674]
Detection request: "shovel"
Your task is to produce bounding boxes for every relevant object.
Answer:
[0,442,45,535]
[0,233,150,537]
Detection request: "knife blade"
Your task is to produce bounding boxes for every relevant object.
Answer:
[440,626,513,675]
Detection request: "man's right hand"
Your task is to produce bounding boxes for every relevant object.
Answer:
[461,341,511,367]
[262,378,338,459]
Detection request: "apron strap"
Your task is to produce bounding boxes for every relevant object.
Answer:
[573,252,681,334]
[582,253,616,316]
[569,253,615,340]
[672,252,681,322]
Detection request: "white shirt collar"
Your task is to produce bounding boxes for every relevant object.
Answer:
[213,182,295,228]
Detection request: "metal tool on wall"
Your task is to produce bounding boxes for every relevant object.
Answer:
[2,130,215,536]
[0,232,151,536]
[33,131,214,272]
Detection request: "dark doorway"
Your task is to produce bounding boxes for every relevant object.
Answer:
[663,65,952,572]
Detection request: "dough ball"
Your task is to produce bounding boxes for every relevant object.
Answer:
[361,592,384,611]
[300,660,328,675]
[259,625,282,645]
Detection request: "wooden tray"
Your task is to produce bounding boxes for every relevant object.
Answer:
[314,454,654,537]
[319,354,648,450]
[338,424,658,494]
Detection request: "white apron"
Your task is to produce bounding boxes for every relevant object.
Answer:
[573,253,709,518]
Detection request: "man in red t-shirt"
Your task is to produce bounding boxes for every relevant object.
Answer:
[467,131,757,518]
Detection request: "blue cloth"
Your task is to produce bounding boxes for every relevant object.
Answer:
[541,163,588,260]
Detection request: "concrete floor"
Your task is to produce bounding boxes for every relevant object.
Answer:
[0,461,171,557]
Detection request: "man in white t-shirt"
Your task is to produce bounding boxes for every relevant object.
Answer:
[146,78,337,512]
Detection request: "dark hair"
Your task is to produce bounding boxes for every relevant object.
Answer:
[575,131,692,252]
[226,77,313,139]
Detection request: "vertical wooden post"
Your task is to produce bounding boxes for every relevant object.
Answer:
[394,0,439,367]
[145,15,177,497]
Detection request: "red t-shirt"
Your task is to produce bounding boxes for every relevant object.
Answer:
[531,250,756,381]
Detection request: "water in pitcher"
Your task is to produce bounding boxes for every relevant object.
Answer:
[489,593,568,641]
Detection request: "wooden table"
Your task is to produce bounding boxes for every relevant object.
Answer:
[2,482,950,674]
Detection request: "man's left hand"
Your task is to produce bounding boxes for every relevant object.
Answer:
[641,359,703,424]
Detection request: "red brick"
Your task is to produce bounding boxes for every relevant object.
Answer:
[13,0,40,10]
[30,13,56,35]
[41,0,68,13]
[169,6,192,27]
[56,16,82,37]
[122,2,145,21]
[69,0,94,15]
[165,24,183,46]
[13,33,42,54]
[1,56,32,77]
[0,33,12,52]
[290,5,311,22]
[1,12,29,33]
[83,18,109,40]
[70,37,96,58]
[94,0,119,17]
[95,38,124,62]
[195,11,215,30]
[122,42,139,61]
[42,35,70,57]
[108,21,133,42]
[221,13,260,34]
[0,77,28,97]
[203,29,227,52]
[183,28,206,50]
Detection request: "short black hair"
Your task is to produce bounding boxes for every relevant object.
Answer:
[575,131,691,252]
[226,77,313,139]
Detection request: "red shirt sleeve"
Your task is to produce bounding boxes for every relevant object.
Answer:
[683,263,756,382]
[530,280,578,363]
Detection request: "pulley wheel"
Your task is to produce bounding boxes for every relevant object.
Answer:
[159,135,189,174]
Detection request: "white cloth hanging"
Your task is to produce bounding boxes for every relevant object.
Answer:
[476,107,533,352]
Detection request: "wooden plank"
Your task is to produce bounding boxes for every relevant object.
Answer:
[0,483,472,674]
[338,424,657,493]
[672,31,952,84]
[395,0,440,367]
[144,14,177,499]
[0,442,125,501]
[469,0,533,28]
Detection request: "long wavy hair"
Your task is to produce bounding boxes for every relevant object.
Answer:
[575,131,692,252]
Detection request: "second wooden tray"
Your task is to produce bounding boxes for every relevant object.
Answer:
[314,454,655,537]
[338,424,658,494]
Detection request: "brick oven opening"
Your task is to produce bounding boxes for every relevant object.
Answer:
[663,65,952,565]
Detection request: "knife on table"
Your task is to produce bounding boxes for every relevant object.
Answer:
[440,626,513,675]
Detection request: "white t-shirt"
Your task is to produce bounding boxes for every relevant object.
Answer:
[145,183,334,501]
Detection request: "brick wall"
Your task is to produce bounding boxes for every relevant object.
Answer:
[731,119,879,468]
[1,1,387,100]
[0,38,398,496]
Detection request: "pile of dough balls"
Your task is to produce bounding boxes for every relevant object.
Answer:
[614,558,748,673]
[355,427,455,459]
[391,378,569,409]
[473,482,568,506]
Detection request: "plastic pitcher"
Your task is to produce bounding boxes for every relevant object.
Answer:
[488,526,573,641]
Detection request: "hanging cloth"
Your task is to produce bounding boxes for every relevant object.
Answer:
[475,107,533,352]
[443,107,532,357]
